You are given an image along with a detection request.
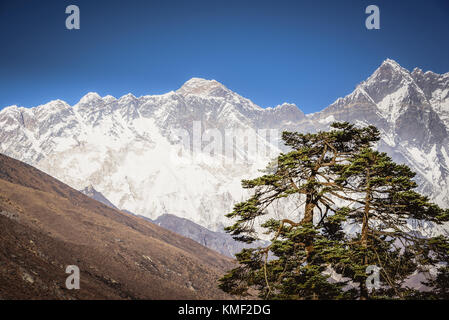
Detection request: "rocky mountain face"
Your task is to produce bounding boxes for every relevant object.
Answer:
[80,185,118,209]
[80,185,117,209]
[79,186,262,258]
[150,214,237,257]
[80,185,265,258]
[149,214,267,258]
[306,59,449,207]
[0,59,448,234]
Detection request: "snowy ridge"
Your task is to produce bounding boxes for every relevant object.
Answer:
[1,60,449,234]
[307,59,449,210]
[0,79,288,231]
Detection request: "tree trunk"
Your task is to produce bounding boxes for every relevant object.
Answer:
[360,168,371,300]
[302,188,317,262]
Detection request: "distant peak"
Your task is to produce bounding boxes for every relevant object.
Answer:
[183,77,220,86]
[376,58,410,75]
[268,102,305,119]
[268,102,302,112]
[103,95,116,102]
[119,93,136,101]
[381,58,401,67]
[53,99,69,104]
[78,92,102,105]
[177,78,230,97]
[363,58,411,86]
[1,105,19,112]
[276,102,298,108]
[0,105,35,116]
[36,99,70,109]
[412,67,448,78]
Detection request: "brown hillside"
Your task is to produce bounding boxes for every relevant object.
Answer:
[0,153,234,299]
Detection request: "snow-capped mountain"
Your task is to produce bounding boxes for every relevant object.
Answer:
[0,78,284,231]
[0,60,448,232]
[307,59,449,206]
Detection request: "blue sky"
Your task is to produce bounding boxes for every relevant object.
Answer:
[1,0,448,113]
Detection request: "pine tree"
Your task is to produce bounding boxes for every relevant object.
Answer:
[328,148,449,299]
[416,234,449,299]
[219,122,449,300]
[219,123,379,299]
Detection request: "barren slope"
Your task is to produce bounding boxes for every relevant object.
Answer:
[0,153,233,299]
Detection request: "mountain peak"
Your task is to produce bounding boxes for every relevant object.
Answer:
[118,93,136,101]
[177,78,230,97]
[276,102,298,109]
[36,99,70,110]
[375,58,411,76]
[0,105,19,114]
[78,92,102,105]
[381,58,401,68]
[412,67,424,74]
[362,58,412,90]
[103,95,117,103]
[182,77,221,86]
[269,102,303,114]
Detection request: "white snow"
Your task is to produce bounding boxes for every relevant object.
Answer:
[1,68,449,237]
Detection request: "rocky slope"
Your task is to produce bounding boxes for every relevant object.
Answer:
[0,59,448,234]
[80,186,262,258]
[0,153,232,299]
[150,214,267,258]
